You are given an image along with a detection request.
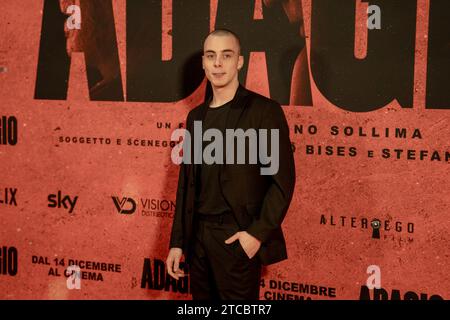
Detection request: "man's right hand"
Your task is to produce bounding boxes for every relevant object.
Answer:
[166,248,186,280]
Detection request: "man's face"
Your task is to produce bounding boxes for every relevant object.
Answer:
[202,34,244,89]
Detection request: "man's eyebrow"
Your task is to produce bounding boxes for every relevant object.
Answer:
[204,49,236,54]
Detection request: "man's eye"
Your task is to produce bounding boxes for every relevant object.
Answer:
[224,54,231,58]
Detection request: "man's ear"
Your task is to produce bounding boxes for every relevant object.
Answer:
[238,55,244,70]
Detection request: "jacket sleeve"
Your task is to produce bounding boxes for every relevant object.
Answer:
[246,102,296,243]
[169,113,191,249]
[169,160,186,249]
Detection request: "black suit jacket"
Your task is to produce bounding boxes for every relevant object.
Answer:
[169,84,296,266]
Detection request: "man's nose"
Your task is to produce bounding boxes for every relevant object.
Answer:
[214,56,223,67]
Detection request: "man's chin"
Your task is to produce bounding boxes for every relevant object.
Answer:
[210,80,229,89]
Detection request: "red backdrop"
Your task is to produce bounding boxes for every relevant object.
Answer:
[0,0,448,300]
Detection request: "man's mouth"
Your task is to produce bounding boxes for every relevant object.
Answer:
[212,73,226,78]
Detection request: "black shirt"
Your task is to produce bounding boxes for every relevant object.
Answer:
[194,100,233,215]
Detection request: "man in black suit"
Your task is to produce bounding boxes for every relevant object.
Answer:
[166,29,296,300]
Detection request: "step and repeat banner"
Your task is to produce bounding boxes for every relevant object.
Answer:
[0,0,448,300]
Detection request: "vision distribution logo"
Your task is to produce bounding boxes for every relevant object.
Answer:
[112,196,175,218]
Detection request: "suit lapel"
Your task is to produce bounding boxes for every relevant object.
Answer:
[224,84,251,130]
[193,83,250,128]
[191,83,251,181]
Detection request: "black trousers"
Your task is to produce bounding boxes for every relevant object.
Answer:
[189,212,262,300]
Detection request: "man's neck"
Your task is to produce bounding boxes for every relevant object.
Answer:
[209,80,239,108]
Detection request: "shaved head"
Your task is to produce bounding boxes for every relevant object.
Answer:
[203,28,242,55]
